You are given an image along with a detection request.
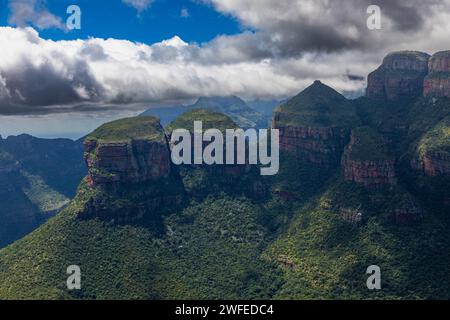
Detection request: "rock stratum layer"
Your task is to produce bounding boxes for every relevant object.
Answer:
[423,51,450,98]
[80,116,180,223]
[341,127,396,188]
[84,117,171,186]
[366,51,430,101]
[275,125,350,167]
[273,81,359,168]
[411,118,450,178]
[412,151,450,177]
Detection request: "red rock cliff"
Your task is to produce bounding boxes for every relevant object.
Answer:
[273,122,350,168]
[366,51,430,101]
[83,117,171,186]
[341,128,396,188]
[84,139,171,186]
[272,81,359,168]
[411,151,450,177]
[423,51,450,98]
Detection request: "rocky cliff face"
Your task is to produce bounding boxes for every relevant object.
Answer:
[166,109,263,198]
[366,51,430,101]
[80,117,182,223]
[274,124,350,168]
[273,81,359,168]
[411,118,450,178]
[342,158,396,188]
[341,128,396,188]
[84,117,171,186]
[84,139,170,186]
[411,151,450,177]
[423,51,450,98]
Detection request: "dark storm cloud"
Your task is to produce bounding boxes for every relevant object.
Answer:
[374,0,427,31]
[202,0,444,60]
[0,45,103,114]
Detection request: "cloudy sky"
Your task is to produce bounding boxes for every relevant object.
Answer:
[0,0,449,138]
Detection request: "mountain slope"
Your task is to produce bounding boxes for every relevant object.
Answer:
[0,135,85,248]
[0,115,283,299]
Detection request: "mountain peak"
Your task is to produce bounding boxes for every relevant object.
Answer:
[277,80,348,117]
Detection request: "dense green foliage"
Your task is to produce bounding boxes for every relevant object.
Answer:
[0,135,85,248]
[166,108,238,133]
[416,117,450,156]
[0,180,282,299]
[1,85,450,300]
[274,81,360,127]
[346,126,392,161]
[87,116,166,143]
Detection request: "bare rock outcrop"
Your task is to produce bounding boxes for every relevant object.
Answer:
[423,51,450,98]
[79,117,180,223]
[366,51,430,101]
[84,117,171,186]
[341,127,396,188]
[274,125,350,168]
[411,151,450,177]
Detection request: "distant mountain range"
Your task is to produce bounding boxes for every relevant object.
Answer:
[141,96,282,129]
[0,134,86,248]
[0,50,450,299]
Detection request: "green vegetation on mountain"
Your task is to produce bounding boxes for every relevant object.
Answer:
[0,179,282,299]
[274,81,360,127]
[21,171,70,213]
[0,135,85,248]
[189,96,264,128]
[266,181,450,299]
[416,117,450,156]
[346,127,392,161]
[166,109,238,133]
[87,116,166,144]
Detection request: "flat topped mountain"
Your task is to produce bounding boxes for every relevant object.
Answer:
[86,116,167,144]
[424,50,450,98]
[84,116,171,186]
[166,108,238,133]
[366,50,430,101]
[273,80,359,128]
[382,51,430,72]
